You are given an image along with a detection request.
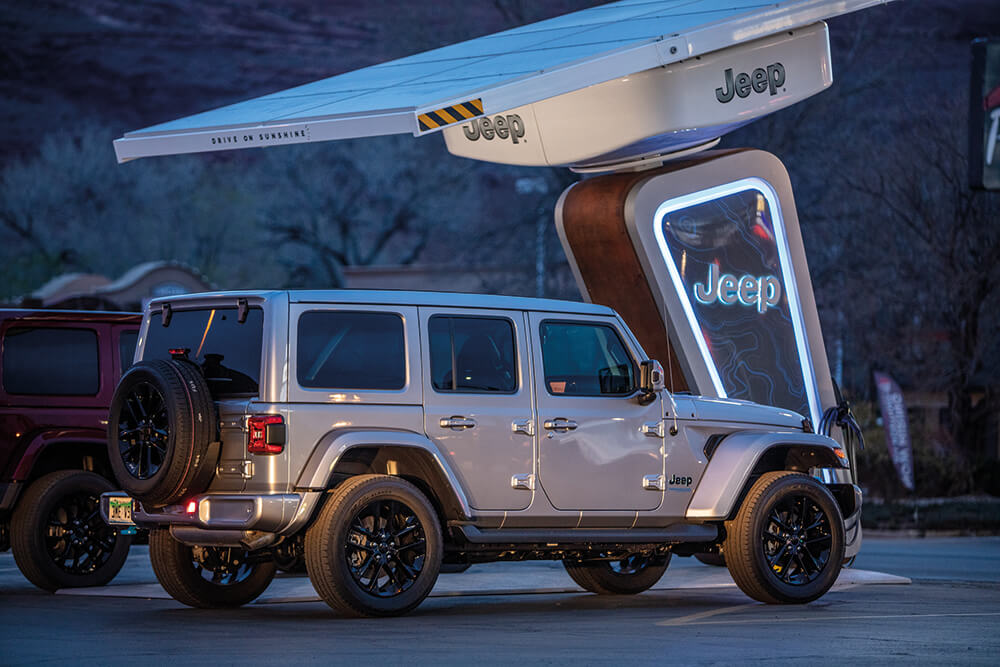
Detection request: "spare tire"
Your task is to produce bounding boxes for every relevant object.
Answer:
[108,359,218,507]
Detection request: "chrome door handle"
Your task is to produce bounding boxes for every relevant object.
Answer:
[440,416,477,430]
[543,418,578,432]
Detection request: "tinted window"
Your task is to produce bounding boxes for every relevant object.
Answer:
[539,322,635,396]
[429,316,516,393]
[119,330,138,372]
[145,307,263,396]
[2,327,99,395]
[298,311,405,390]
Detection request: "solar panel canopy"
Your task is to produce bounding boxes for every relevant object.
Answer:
[113,0,893,163]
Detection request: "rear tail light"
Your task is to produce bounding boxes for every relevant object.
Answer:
[248,415,286,454]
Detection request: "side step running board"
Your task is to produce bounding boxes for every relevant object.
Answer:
[454,523,717,545]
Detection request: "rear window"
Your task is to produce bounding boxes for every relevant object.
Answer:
[2,327,100,396]
[145,307,263,396]
[297,311,405,390]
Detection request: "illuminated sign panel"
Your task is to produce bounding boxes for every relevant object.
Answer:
[652,178,820,425]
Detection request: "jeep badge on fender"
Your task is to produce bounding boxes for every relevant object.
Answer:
[715,62,786,103]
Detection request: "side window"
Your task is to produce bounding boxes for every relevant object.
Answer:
[297,311,406,390]
[2,327,100,396]
[539,322,636,396]
[119,330,138,373]
[429,316,516,393]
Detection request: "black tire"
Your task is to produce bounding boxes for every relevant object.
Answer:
[695,552,726,567]
[108,359,218,507]
[724,471,844,604]
[148,528,276,608]
[305,475,443,617]
[11,470,131,591]
[564,552,671,595]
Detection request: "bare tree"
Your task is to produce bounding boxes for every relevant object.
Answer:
[845,101,1000,461]
[257,136,470,288]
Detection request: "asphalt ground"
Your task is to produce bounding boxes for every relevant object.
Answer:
[1,536,998,665]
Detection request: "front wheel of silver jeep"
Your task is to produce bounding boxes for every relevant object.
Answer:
[148,529,276,608]
[724,471,844,604]
[305,475,443,617]
[564,552,670,595]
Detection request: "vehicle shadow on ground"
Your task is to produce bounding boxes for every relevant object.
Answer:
[143,587,792,624]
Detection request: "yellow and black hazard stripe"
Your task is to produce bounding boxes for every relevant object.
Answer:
[417,98,484,132]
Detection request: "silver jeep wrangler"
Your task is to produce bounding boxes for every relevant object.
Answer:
[102,290,859,616]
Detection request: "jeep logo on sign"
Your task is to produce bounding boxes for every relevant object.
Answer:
[693,264,781,314]
[462,114,526,144]
[715,62,786,103]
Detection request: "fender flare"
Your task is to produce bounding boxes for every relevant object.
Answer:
[12,429,107,480]
[685,430,844,521]
[295,429,473,520]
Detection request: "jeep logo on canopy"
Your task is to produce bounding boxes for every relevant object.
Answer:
[462,114,526,144]
[715,62,786,103]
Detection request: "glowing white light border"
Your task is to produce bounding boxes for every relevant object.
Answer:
[651,177,821,426]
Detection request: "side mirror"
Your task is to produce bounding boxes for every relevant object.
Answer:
[638,360,665,404]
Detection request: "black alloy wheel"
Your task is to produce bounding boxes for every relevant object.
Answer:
[761,494,832,586]
[11,471,131,591]
[305,474,443,617]
[44,488,119,576]
[117,381,169,480]
[724,471,844,604]
[148,529,276,608]
[564,551,671,595]
[192,546,257,586]
[345,498,427,597]
[107,360,218,506]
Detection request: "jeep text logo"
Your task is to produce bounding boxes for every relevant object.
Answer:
[715,62,786,103]
[693,264,781,314]
[462,114,526,144]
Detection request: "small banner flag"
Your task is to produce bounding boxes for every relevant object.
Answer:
[874,371,915,491]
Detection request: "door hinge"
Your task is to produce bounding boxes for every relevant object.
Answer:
[511,419,534,436]
[511,473,535,491]
[641,421,665,438]
[643,474,665,491]
[218,460,254,479]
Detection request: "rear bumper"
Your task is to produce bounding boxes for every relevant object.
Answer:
[100,491,319,535]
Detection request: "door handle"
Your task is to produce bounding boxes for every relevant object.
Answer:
[543,418,578,432]
[440,416,477,430]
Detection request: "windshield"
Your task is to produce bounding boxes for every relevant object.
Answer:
[144,306,263,396]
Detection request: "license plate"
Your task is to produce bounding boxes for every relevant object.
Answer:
[108,497,134,525]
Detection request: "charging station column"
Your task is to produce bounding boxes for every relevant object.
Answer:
[556,149,836,426]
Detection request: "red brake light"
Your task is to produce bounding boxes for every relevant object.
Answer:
[248,415,285,454]
[185,500,197,514]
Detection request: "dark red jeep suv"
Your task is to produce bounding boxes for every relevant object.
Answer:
[0,309,141,590]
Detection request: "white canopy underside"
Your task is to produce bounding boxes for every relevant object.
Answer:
[114,0,890,162]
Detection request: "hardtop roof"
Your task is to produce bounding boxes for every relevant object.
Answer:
[0,308,141,324]
[147,289,616,316]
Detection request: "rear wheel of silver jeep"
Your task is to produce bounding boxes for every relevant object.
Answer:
[724,471,844,604]
[148,528,276,608]
[305,475,442,617]
[564,552,670,595]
